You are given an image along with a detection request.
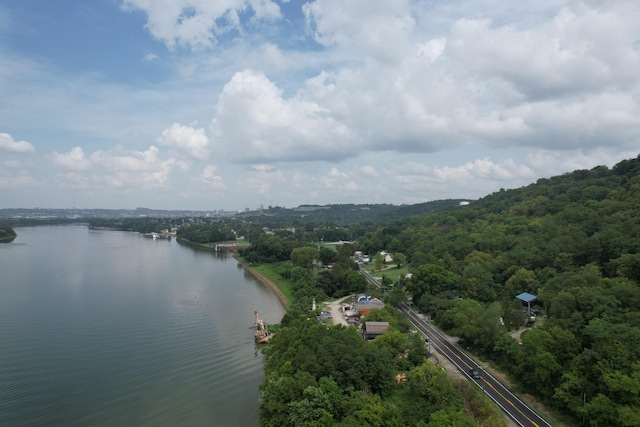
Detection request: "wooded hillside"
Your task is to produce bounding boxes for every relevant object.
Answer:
[359,155,640,426]
[258,155,640,427]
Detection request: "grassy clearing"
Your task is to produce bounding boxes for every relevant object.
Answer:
[249,261,295,308]
[361,263,410,284]
[317,241,354,249]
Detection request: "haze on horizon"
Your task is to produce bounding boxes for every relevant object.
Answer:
[1,0,639,211]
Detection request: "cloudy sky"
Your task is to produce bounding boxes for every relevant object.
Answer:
[1,0,639,211]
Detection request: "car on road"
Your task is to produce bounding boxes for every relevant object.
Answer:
[470,368,481,379]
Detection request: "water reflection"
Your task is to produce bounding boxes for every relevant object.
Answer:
[0,226,284,427]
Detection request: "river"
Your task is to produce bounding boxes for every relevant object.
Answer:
[0,225,284,426]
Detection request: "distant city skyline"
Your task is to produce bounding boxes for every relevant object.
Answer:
[1,1,639,211]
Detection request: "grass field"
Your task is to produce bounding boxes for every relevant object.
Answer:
[248,261,295,307]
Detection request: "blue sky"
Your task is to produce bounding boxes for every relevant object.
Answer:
[1,0,639,211]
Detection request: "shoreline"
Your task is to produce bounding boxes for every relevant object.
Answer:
[233,254,290,308]
[175,237,290,309]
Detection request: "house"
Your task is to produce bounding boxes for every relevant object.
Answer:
[363,321,389,340]
[380,251,393,263]
[355,295,385,316]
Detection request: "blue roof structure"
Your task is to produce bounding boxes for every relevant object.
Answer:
[516,292,537,303]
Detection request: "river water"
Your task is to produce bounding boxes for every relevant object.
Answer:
[0,225,284,427]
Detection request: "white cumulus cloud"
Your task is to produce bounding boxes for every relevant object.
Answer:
[52,146,92,171]
[0,169,36,188]
[0,133,35,153]
[158,123,210,160]
[303,0,415,63]
[90,146,180,189]
[143,52,159,62]
[200,165,225,190]
[204,1,640,166]
[121,0,282,51]
[210,69,358,163]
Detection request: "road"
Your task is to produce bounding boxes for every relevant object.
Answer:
[399,303,551,427]
[359,269,552,427]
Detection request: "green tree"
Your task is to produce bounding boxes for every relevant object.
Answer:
[0,224,17,243]
[370,329,408,359]
[440,299,504,352]
[613,253,640,282]
[579,394,618,427]
[406,264,458,302]
[291,246,317,270]
[393,252,406,268]
[427,408,475,427]
[385,286,408,307]
[460,263,496,302]
[406,361,458,406]
[240,234,295,263]
[505,267,539,295]
[318,246,337,266]
[515,329,562,399]
[259,370,317,427]
[373,253,384,271]
[339,392,391,427]
[549,290,578,320]
[288,384,335,426]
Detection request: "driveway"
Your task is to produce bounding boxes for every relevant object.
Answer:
[326,295,352,326]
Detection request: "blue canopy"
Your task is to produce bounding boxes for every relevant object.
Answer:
[516,292,537,303]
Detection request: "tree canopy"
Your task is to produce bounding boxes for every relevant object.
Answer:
[260,315,506,427]
[0,224,16,243]
[352,154,640,426]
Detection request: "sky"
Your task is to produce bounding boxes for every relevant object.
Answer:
[1,0,639,212]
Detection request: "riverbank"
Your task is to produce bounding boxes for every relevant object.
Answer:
[233,255,290,308]
[173,237,289,307]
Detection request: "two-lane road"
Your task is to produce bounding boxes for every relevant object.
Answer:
[359,268,551,426]
[398,302,552,427]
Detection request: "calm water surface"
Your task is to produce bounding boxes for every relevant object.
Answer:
[0,225,284,426]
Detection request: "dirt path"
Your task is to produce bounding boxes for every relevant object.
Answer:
[326,296,351,326]
[510,326,530,343]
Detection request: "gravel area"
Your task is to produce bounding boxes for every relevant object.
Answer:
[326,295,351,326]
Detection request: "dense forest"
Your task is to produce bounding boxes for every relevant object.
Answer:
[376,155,640,427]
[88,217,176,233]
[175,223,236,243]
[253,155,640,427]
[261,308,506,427]
[235,200,466,225]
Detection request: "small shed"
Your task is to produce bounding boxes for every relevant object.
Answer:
[516,292,537,316]
[317,311,332,323]
[364,321,389,340]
